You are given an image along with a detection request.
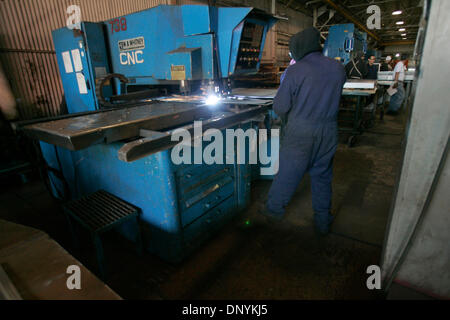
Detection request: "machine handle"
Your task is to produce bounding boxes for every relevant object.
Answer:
[344,38,354,52]
[95,73,129,108]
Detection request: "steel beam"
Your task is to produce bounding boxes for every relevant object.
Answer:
[380,40,416,46]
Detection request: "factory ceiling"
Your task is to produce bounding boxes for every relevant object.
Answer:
[277,0,424,47]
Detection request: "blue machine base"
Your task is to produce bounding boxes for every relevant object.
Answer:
[41,126,252,263]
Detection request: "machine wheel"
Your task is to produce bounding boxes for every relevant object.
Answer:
[364,119,375,129]
[347,135,356,148]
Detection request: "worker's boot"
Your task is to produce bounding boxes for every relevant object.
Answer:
[314,212,334,236]
[258,203,284,223]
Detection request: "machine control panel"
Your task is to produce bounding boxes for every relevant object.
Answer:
[235,22,264,70]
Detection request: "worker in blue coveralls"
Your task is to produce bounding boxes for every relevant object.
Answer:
[261,27,346,235]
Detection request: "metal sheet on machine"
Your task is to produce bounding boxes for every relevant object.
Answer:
[231,88,278,99]
[156,95,274,105]
[118,105,270,162]
[22,102,212,151]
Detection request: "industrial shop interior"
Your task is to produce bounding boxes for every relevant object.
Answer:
[0,0,449,303]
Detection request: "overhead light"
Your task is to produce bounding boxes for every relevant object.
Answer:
[399,28,406,32]
[392,10,402,15]
[401,33,407,36]
[396,21,405,25]
[395,53,400,57]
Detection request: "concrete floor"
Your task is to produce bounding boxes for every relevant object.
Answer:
[0,112,407,300]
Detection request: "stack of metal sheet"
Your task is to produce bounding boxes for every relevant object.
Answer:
[343,79,377,90]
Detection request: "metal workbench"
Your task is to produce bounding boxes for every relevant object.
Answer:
[23,100,272,162]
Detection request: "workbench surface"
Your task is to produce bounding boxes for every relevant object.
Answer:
[0,219,121,300]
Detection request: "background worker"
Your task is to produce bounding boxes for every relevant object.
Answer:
[380,56,393,71]
[379,56,393,117]
[345,52,368,79]
[387,54,408,115]
[366,55,378,80]
[262,27,347,235]
[364,55,378,112]
[0,63,16,120]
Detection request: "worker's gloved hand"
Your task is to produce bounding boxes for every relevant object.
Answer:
[393,82,398,89]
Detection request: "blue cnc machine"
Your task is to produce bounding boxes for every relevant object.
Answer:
[323,23,367,65]
[22,5,277,262]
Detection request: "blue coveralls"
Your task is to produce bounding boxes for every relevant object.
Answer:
[266,51,346,233]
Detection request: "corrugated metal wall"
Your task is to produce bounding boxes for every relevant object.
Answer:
[275,5,313,65]
[0,0,311,120]
[0,0,168,120]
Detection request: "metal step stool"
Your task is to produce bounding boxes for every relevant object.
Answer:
[63,190,142,280]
